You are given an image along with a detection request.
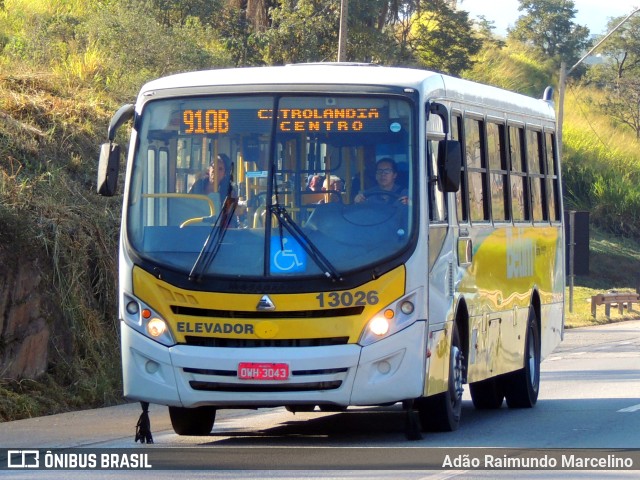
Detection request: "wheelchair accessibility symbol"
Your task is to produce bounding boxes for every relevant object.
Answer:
[271,236,307,273]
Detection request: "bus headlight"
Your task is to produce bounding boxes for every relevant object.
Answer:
[358,290,422,347]
[147,317,168,338]
[122,293,176,346]
[369,316,391,336]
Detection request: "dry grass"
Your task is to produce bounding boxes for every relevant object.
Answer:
[565,286,639,328]
[0,66,123,421]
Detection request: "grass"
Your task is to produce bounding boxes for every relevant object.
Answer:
[564,227,640,328]
[565,286,639,328]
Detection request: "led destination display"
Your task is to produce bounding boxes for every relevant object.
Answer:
[181,106,395,135]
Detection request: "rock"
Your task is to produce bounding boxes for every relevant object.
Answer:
[0,261,50,379]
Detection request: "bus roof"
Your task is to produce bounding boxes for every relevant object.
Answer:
[139,63,555,120]
[141,64,438,91]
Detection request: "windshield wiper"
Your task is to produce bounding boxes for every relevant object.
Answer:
[270,202,342,282]
[188,165,237,282]
[262,97,340,282]
[269,180,342,282]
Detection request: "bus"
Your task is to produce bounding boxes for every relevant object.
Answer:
[97,63,564,436]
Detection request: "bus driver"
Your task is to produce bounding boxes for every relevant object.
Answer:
[354,158,408,205]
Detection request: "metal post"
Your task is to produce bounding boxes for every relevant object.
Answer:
[569,211,575,313]
[337,0,348,62]
[557,62,566,162]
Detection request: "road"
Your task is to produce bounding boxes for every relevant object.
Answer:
[1,319,640,479]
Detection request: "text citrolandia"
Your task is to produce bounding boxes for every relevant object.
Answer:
[97,64,565,436]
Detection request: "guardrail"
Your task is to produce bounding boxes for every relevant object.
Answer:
[591,292,640,318]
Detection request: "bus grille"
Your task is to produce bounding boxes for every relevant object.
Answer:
[183,336,350,347]
[171,305,364,318]
[189,380,342,392]
[184,367,348,376]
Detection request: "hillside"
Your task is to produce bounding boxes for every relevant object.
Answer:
[0,71,123,419]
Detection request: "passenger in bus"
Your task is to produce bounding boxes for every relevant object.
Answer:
[306,174,325,192]
[319,175,344,203]
[190,153,247,226]
[189,153,237,198]
[354,158,408,205]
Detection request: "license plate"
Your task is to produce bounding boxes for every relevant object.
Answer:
[238,362,290,380]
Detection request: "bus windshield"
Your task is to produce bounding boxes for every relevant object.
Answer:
[126,94,415,278]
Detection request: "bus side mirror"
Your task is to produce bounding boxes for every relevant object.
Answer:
[437,140,462,193]
[97,103,134,197]
[97,142,121,196]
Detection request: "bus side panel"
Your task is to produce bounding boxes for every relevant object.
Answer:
[541,302,563,359]
[540,226,565,359]
[425,325,450,397]
[461,225,562,383]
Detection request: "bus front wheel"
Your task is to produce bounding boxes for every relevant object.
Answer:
[416,324,464,432]
[169,406,216,436]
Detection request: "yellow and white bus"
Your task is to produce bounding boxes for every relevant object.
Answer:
[98,64,564,436]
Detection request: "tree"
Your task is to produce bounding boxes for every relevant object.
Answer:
[147,0,221,27]
[85,1,230,96]
[341,0,401,63]
[508,0,590,67]
[588,15,640,139]
[214,1,269,66]
[261,0,340,64]
[262,0,405,65]
[405,0,482,75]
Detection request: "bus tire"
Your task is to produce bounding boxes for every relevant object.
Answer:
[470,376,504,409]
[504,306,540,408]
[169,406,216,436]
[417,324,464,432]
[318,405,347,412]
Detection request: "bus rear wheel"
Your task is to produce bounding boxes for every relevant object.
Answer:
[416,324,464,432]
[169,406,217,436]
[470,376,504,409]
[504,306,540,408]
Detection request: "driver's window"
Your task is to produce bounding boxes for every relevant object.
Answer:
[426,113,447,223]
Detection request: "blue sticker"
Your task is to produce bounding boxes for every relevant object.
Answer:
[389,122,401,133]
[270,236,307,273]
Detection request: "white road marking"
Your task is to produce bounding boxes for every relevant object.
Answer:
[618,403,640,413]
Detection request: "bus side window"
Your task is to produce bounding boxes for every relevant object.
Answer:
[452,114,468,223]
[509,126,528,222]
[545,131,561,222]
[487,122,508,222]
[464,116,488,222]
[527,129,545,222]
[429,139,447,222]
[427,110,447,223]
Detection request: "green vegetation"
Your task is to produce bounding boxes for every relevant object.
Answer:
[566,228,640,328]
[0,0,639,421]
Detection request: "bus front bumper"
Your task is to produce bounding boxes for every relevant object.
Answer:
[121,320,427,408]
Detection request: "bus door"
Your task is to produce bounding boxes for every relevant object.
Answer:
[425,102,462,396]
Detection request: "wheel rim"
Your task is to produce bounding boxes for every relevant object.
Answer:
[526,323,539,390]
[451,345,464,403]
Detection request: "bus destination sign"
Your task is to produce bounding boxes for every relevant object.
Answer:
[181,107,391,135]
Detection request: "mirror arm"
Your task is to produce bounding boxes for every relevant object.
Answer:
[108,104,135,142]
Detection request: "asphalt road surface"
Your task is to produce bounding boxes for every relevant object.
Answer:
[2,319,639,479]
